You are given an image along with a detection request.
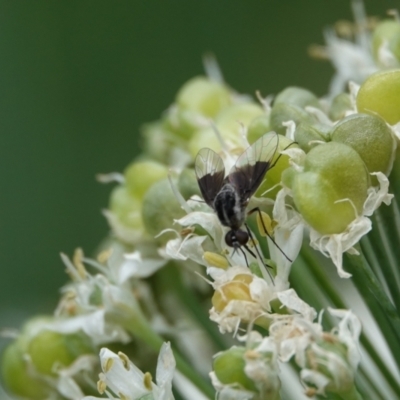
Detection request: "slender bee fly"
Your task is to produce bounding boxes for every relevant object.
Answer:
[195,132,290,274]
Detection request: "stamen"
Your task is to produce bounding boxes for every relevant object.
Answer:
[97,379,107,394]
[118,352,130,371]
[143,371,153,390]
[103,357,114,373]
[256,211,273,237]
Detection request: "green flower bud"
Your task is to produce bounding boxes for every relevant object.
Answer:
[331,113,395,177]
[141,122,175,164]
[2,339,51,399]
[213,347,257,392]
[188,127,221,158]
[124,160,169,199]
[256,134,298,199]
[292,142,369,234]
[270,103,314,135]
[329,93,352,121]
[164,109,201,139]
[176,76,232,118]
[274,86,321,109]
[294,122,328,153]
[247,115,271,144]
[305,336,355,396]
[215,103,265,145]
[372,20,400,65]
[281,166,296,189]
[28,330,93,376]
[142,178,186,243]
[356,69,400,125]
[2,317,94,399]
[178,168,201,199]
[109,185,144,231]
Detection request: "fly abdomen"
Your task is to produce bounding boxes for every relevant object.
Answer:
[213,184,244,229]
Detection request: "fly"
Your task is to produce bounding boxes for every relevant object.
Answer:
[195,132,291,277]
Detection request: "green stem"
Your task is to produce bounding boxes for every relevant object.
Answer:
[344,248,400,372]
[370,208,400,310]
[300,246,400,397]
[123,314,214,399]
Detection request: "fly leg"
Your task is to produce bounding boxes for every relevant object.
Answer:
[243,223,274,283]
[247,207,292,262]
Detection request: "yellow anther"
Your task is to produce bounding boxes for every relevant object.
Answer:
[97,248,113,264]
[103,357,114,373]
[119,393,129,400]
[118,351,130,371]
[256,211,273,237]
[245,349,260,359]
[73,248,87,279]
[143,371,153,390]
[180,227,194,237]
[97,379,107,394]
[203,251,229,269]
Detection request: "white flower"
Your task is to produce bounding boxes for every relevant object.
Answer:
[84,343,175,400]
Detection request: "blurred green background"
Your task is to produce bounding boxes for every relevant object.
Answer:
[0,0,393,376]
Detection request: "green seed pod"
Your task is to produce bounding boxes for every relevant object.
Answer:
[292,142,369,234]
[1,317,94,399]
[178,168,201,199]
[141,122,174,164]
[329,93,352,121]
[372,20,400,65]
[274,86,321,109]
[331,113,395,177]
[294,122,328,153]
[256,134,298,199]
[176,76,232,118]
[356,69,400,125]
[188,127,221,158]
[28,330,93,376]
[163,108,205,140]
[124,160,169,199]
[142,178,186,243]
[213,347,257,392]
[109,185,144,231]
[215,103,265,145]
[2,339,51,399]
[270,103,314,135]
[305,338,354,395]
[281,166,296,189]
[247,115,271,144]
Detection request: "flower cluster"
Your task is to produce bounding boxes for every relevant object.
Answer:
[2,3,400,400]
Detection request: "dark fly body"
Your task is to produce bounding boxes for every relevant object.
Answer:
[195,132,289,274]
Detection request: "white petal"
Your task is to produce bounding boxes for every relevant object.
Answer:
[155,342,176,400]
[363,172,394,216]
[300,368,330,394]
[309,216,372,278]
[277,289,316,321]
[119,251,166,282]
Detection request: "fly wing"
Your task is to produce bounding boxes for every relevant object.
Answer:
[195,148,226,208]
[228,132,279,204]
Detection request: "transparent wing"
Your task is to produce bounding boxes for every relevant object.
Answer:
[195,148,226,208]
[228,132,279,204]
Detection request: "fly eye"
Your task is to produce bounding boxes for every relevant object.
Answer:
[236,230,249,246]
[225,231,234,247]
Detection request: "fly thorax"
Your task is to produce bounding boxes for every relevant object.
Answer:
[213,184,245,229]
